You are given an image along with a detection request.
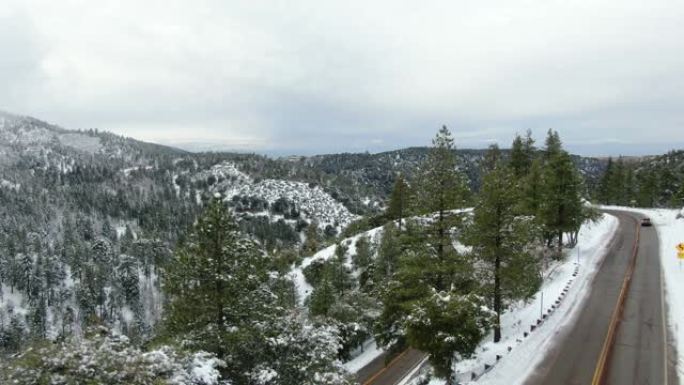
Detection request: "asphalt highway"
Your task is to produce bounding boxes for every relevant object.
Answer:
[525,211,677,385]
[355,348,426,385]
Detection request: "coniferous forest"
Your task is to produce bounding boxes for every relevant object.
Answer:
[1,113,682,384]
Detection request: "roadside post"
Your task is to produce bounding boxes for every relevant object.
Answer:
[677,243,684,269]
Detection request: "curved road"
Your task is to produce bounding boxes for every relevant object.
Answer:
[525,210,678,385]
[357,211,678,385]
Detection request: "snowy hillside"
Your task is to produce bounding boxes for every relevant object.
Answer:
[0,111,181,169]
[292,225,385,305]
[194,161,359,231]
[0,112,96,156]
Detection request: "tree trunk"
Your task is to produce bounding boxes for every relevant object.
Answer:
[494,256,501,343]
[398,194,403,233]
[438,208,444,261]
[494,205,502,343]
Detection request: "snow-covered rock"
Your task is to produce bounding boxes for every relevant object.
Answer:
[195,161,359,230]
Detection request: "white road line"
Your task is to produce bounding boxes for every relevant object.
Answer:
[660,256,668,385]
[396,355,429,385]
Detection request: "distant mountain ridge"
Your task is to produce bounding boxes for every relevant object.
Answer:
[0,111,609,215]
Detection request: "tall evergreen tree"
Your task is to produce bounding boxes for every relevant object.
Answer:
[353,235,374,290]
[387,174,410,231]
[521,158,544,215]
[374,223,401,286]
[636,169,658,207]
[598,157,615,203]
[510,130,536,178]
[375,129,482,384]
[414,126,470,262]
[466,147,540,342]
[612,157,627,205]
[163,195,274,379]
[302,221,320,255]
[543,129,562,159]
[539,134,585,251]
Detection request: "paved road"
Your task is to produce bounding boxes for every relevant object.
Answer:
[525,211,677,385]
[355,348,426,385]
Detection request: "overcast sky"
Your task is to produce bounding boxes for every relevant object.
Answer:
[2,1,684,156]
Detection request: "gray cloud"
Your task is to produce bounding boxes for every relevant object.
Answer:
[2,0,684,156]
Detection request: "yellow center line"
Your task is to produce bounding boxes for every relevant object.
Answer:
[362,349,410,385]
[591,217,640,385]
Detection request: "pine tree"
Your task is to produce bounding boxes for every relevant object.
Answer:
[117,254,140,306]
[510,130,536,178]
[353,235,374,290]
[624,166,637,206]
[309,277,336,317]
[414,126,470,262]
[252,313,354,385]
[466,147,540,342]
[101,220,118,242]
[404,292,491,383]
[352,235,372,271]
[330,243,353,295]
[613,157,627,204]
[543,129,562,159]
[163,196,273,364]
[302,221,320,255]
[521,158,544,215]
[598,157,615,203]
[387,174,410,231]
[374,223,401,286]
[377,238,484,384]
[539,133,585,252]
[636,168,658,207]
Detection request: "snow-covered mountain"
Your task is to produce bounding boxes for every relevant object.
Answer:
[0,111,613,355]
[0,112,365,351]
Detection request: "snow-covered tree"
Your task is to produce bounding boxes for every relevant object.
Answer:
[1,328,229,385]
[249,313,354,385]
[413,126,470,262]
[466,146,541,342]
[163,196,273,360]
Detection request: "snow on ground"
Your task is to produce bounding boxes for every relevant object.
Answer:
[599,205,684,382]
[289,224,387,368]
[291,225,385,306]
[58,132,102,154]
[344,340,384,373]
[418,213,619,385]
[0,179,20,191]
[0,283,29,317]
[227,179,359,229]
[122,165,154,176]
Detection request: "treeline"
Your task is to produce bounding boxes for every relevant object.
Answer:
[596,151,684,207]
